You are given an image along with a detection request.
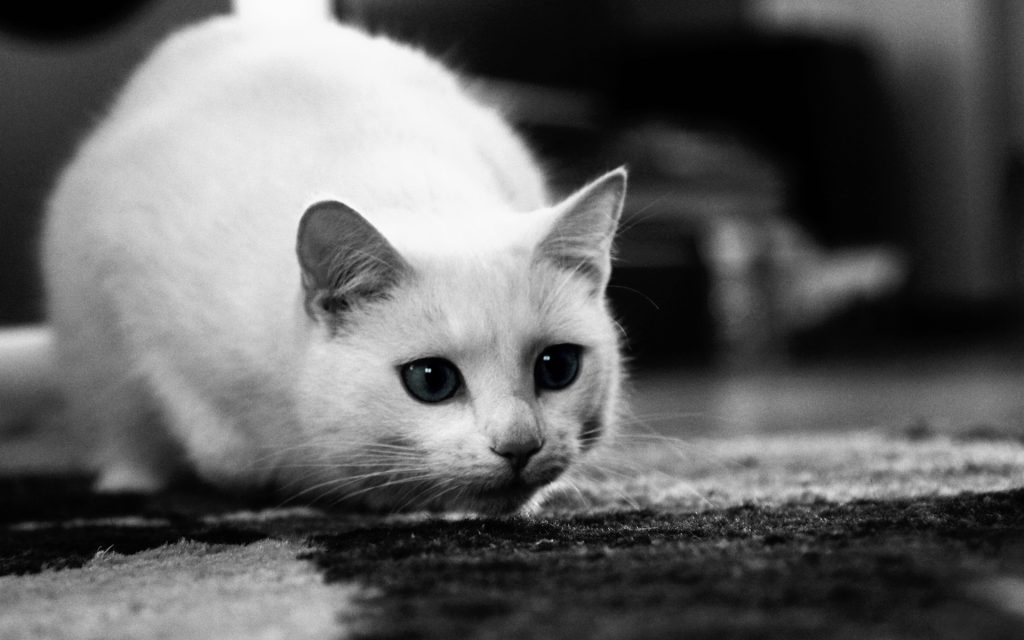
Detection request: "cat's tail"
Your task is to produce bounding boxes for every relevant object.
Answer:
[0,325,58,436]
[231,0,333,22]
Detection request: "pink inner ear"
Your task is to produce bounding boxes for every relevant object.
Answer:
[296,200,410,316]
[536,168,627,288]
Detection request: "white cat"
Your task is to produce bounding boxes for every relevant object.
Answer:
[39,8,626,514]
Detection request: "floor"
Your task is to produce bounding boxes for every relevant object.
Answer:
[4,336,1024,477]
[4,332,1024,639]
[629,342,1024,439]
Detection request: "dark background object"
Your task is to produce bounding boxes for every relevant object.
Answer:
[342,0,905,248]
[339,0,907,364]
[0,1,154,42]
[613,32,909,249]
[1,0,1022,366]
[0,0,230,325]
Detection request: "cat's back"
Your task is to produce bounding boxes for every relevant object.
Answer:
[111,16,467,137]
[43,13,547,379]
[55,15,546,229]
[46,14,548,290]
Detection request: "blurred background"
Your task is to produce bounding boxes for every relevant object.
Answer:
[3,0,1024,447]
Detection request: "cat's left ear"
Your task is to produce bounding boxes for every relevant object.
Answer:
[537,167,627,291]
[296,200,410,319]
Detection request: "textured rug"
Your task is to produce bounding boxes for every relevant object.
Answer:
[3,425,1024,639]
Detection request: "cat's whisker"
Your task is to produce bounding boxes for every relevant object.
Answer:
[300,442,420,455]
[615,192,673,236]
[582,439,724,511]
[606,417,770,477]
[275,466,433,505]
[425,480,466,510]
[45,4,633,516]
[607,284,660,311]
[614,432,757,478]
[541,475,590,511]
[279,471,436,508]
[281,448,426,463]
[322,472,440,506]
[270,459,422,470]
[264,448,423,468]
[251,441,425,469]
[579,472,642,511]
[261,438,421,454]
[616,408,723,426]
[262,451,433,492]
[390,477,457,513]
[577,460,640,483]
[606,457,718,509]
[379,471,432,508]
[340,246,401,273]
[612,319,630,341]
[539,260,591,315]
[250,445,381,467]
[273,463,430,479]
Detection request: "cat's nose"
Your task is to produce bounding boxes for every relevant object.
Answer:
[490,436,544,473]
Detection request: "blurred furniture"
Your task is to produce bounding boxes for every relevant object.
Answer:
[341,0,907,365]
[0,0,913,366]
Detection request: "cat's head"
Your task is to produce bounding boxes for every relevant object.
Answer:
[289,168,626,514]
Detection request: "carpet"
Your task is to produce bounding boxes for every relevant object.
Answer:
[2,425,1024,639]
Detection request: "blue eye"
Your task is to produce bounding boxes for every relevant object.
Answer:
[535,344,582,391]
[400,358,461,403]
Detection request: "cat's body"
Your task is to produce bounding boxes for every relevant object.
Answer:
[42,12,625,514]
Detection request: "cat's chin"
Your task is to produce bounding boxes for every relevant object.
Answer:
[457,479,547,515]
[295,460,569,515]
[385,475,555,516]
[445,461,574,515]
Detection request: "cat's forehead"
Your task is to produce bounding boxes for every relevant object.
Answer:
[374,248,601,362]
[376,206,555,256]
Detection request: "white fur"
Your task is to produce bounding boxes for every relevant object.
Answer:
[0,327,57,433]
[42,15,624,513]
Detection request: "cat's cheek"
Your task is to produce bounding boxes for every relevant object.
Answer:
[292,341,411,447]
[414,404,552,493]
[581,341,624,451]
[409,403,492,471]
[536,378,606,455]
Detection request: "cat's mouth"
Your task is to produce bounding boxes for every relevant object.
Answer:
[464,479,543,515]
[477,477,538,499]
[461,465,566,514]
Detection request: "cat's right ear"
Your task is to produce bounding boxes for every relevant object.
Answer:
[537,167,627,292]
[296,200,410,319]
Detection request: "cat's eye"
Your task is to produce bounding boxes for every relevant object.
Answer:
[534,344,582,391]
[400,357,461,403]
